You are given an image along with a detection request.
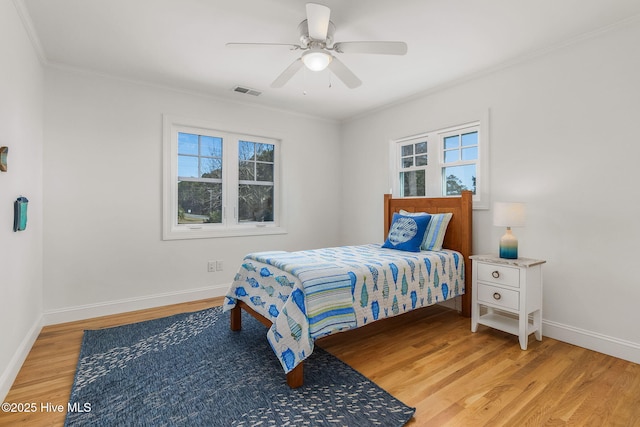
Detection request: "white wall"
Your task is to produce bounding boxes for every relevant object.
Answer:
[340,18,640,363]
[0,0,44,400]
[42,68,342,321]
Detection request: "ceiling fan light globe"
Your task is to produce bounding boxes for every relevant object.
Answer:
[302,50,332,71]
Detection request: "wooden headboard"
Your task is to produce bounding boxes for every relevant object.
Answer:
[383,191,473,317]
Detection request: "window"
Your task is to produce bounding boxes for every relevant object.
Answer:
[442,128,478,196]
[238,140,275,223]
[177,132,223,224]
[163,116,283,240]
[399,139,428,197]
[392,119,489,209]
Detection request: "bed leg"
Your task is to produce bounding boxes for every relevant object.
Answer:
[231,301,303,387]
[230,305,242,331]
[286,363,303,388]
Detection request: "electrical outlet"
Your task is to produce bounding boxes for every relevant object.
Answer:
[207,261,216,272]
[216,260,223,271]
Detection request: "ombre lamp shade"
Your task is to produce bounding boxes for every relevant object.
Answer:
[493,202,526,259]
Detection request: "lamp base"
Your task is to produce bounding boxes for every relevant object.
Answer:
[499,228,518,259]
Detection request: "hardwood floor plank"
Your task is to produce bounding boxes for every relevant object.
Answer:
[2,298,639,426]
[585,362,640,427]
[552,355,626,424]
[507,349,609,425]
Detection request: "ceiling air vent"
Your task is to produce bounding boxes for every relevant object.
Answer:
[232,86,261,96]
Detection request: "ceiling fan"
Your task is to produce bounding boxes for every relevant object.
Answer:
[226,3,408,89]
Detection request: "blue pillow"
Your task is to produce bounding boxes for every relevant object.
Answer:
[382,213,431,252]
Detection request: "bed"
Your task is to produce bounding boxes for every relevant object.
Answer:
[223,191,473,388]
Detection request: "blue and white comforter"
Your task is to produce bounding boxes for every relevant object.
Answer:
[223,244,465,374]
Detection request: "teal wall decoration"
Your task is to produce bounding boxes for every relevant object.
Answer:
[14,196,28,231]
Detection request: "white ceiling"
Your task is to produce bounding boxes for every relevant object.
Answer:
[20,0,640,121]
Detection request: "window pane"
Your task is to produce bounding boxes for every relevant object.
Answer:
[200,135,223,157]
[461,131,478,147]
[178,155,199,178]
[444,135,459,149]
[239,141,255,161]
[178,133,198,155]
[201,158,222,179]
[400,170,425,197]
[239,184,274,222]
[239,161,254,180]
[177,181,222,224]
[256,143,274,162]
[402,157,413,168]
[256,163,273,182]
[415,141,427,154]
[444,150,459,163]
[401,145,413,156]
[444,165,476,195]
[462,146,478,161]
[415,154,428,166]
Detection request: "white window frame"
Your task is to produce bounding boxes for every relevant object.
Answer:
[163,115,285,240]
[397,136,430,198]
[390,113,490,209]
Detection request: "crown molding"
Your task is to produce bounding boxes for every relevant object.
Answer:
[12,0,48,65]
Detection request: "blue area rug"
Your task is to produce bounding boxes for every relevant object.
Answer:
[65,306,415,426]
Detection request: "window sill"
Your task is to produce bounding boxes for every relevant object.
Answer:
[162,225,287,241]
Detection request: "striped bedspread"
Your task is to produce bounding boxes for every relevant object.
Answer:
[223,244,465,374]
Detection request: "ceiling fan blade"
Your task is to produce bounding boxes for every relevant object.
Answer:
[226,42,301,50]
[306,3,331,41]
[270,58,304,88]
[333,41,408,55]
[328,56,362,89]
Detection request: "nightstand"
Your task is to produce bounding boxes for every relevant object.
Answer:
[470,254,546,350]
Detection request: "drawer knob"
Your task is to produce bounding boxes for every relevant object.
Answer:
[493,292,502,300]
[492,270,500,279]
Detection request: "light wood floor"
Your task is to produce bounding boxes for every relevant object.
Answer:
[2,298,639,426]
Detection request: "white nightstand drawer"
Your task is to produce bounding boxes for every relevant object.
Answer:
[477,262,520,288]
[477,283,519,311]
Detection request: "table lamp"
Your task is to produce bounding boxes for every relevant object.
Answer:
[493,202,526,259]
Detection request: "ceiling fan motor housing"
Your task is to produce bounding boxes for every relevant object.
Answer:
[298,19,335,47]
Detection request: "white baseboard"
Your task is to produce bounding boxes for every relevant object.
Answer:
[42,284,229,326]
[0,317,42,402]
[543,319,640,365]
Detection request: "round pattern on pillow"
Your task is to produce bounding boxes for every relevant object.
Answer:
[387,217,418,245]
[382,213,430,252]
